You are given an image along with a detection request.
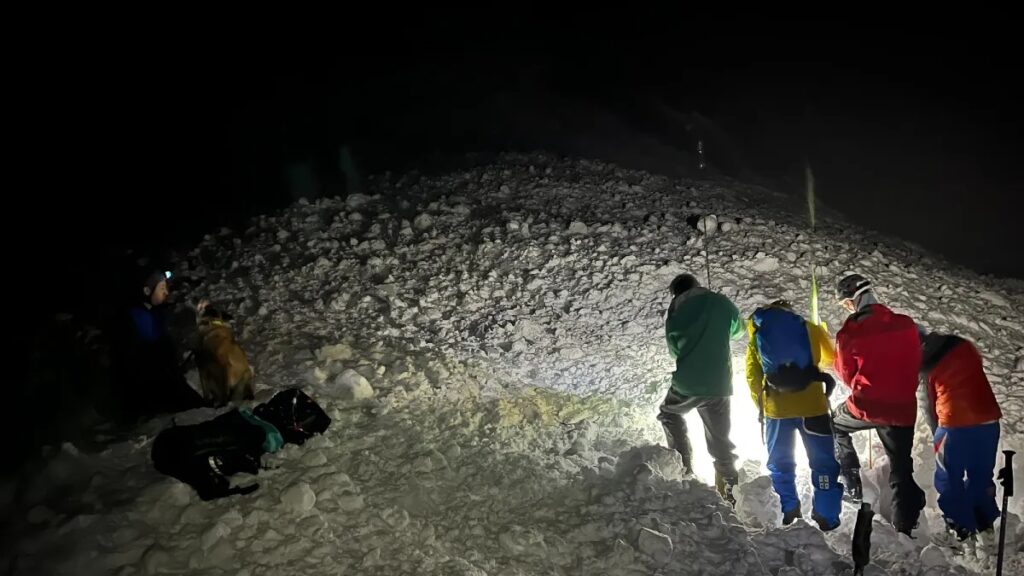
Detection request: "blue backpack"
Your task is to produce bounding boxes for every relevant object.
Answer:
[752,306,817,393]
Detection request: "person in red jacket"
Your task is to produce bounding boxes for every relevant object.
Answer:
[832,274,926,535]
[920,332,1002,550]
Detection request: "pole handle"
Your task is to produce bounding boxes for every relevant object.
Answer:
[999,450,1016,497]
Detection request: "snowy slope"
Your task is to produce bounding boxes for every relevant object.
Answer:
[3,153,1022,575]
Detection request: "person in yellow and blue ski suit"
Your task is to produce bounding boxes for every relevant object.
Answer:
[745,300,843,530]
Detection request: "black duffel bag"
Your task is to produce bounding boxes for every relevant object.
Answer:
[151,388,330,500]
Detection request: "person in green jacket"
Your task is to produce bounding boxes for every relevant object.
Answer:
[659,273,744,503]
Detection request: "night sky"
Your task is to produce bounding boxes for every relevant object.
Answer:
[13,17,1024,325]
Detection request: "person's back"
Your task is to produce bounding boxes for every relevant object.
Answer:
[658,274,742,505]
[835,303,921,426]
[921,335,1001,429]
[747,306,835,420]
[920,332,1003,547]
[745,301,842,530]
[665,287,743,397]
[832,274,925,535]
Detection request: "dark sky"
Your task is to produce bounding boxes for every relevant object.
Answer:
[12,16,1024,323]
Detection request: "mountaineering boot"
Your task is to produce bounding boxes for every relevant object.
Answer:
[974,528,996,566]
[894,489,927,536]
[782,508,803,526]
[841,468,863,502]
[715,471,738,507]
[659,415,694,474]
[811,510,840,532]
[960,535,977,559]
[932,520,973,550]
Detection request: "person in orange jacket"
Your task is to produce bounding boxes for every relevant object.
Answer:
[920,332,1003,551]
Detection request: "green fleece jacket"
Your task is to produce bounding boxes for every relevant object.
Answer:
[665,288,743,397]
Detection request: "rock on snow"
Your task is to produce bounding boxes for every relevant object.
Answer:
[332,369,375,400]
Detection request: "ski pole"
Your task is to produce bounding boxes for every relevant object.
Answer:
[852,502,874,576]
[805,162,820,325]
[867,429,875,470]
[996,450,1016,576]
[701,231,713,290]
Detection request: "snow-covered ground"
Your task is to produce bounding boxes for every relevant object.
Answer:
[3,153,1023,575]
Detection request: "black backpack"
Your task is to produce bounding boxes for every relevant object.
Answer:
[253,388,332,445]
[151,388,331,500]
[767,364,837,396]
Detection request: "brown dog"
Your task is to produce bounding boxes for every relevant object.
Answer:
[195,300,254,406]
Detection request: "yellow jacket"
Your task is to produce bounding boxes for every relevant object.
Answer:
[745,318,836,419]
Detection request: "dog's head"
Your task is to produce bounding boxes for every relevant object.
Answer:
[196,301,234,326]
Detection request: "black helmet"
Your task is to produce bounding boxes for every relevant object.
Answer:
[669,273,700,296]
[835,273,872,301]
[143,270,170,293]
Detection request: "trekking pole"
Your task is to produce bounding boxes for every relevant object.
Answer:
[701,231,713,290]
[996,450,1016,576]
[805,162,821,326]
[867,429,875,469]
[852,502,874,576]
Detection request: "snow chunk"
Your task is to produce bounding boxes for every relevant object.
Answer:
[637,527,673,564]
[734,475,781,528]
[697,214,718,236]
[337,494,365,511]
[307,366,330,385]
[201,521,231,551]
[919,544,946,568]
[333,369,375,400]
[362,547,381,568]
[316,343,354,363]
[979,290,1010,308]
[345,193,371,209]
[380,507,410,530]
[142,546,174,575]
[568,221,589,235]
[280,482,317,513]
[414,213,434,231]
[614,445,686,482]
[752,256,780,273]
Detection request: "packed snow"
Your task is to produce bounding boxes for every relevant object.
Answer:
[3,153,1023,575]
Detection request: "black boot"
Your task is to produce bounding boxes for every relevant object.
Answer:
[715,470,738,507]
[782,508,803,526]
[812,510,840,532]
[658,413,693,473]
[841,468,863,502]
[894,489,926,536]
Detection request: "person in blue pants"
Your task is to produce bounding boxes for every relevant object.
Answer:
[765,415,843,528]
[746,301,843,530]
[920,332,1003,552]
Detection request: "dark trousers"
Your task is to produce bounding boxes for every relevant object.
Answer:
[657,389,738,481]
[833,403,925,532]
